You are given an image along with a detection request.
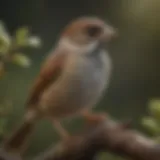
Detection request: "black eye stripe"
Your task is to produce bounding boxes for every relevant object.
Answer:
[86,26,102,37]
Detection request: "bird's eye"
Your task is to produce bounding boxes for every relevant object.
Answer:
[85,25,102,38]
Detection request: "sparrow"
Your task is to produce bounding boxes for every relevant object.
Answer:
[3,16,116,153]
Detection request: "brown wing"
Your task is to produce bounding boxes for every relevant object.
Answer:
[26,50,68,108]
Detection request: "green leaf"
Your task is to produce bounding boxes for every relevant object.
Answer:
[142,117,160,135]
[0,42,8,54]
[28,36,41,48]
[12,53,31,68]
[15,27,29,47]
[149,99,160,120]
[0,21,11,48]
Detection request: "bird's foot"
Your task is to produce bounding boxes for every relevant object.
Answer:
[82,111,107,125]
[52,120,70,140]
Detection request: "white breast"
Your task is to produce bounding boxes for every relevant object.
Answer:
[50,50,112,113]
[40,39,112,118]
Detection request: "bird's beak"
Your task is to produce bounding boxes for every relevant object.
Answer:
[101,25,118,43]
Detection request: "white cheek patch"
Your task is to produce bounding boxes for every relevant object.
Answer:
[59,38,98,54]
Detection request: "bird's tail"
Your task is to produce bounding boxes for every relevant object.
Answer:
[3,109,39,155]
[3,120,35,154]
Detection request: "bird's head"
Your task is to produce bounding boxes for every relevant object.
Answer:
[59,17,117,52]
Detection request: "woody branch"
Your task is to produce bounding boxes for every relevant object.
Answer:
[0,116,160,160]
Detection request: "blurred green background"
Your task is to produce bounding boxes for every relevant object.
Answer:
[0,0,160,159]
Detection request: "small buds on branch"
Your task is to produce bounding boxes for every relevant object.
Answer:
[0,21,42,77]
[142,99,160,142]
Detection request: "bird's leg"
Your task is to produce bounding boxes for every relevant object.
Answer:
[52,119,70,140]
[81,110,107,124]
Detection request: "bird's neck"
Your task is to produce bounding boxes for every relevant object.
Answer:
[58,38,99,55]
[88,42,104,57]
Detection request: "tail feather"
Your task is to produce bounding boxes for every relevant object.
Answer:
[3,121,35,154]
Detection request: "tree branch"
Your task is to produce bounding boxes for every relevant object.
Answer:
[0,117,160,160]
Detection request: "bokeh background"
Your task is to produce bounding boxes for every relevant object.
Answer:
[0,0,160,159]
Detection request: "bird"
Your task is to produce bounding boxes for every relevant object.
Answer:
[3,16,116,154]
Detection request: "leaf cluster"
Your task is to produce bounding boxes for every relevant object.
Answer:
[0,21,42,77]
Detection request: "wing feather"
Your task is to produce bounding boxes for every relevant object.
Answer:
[26,50,67,107]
